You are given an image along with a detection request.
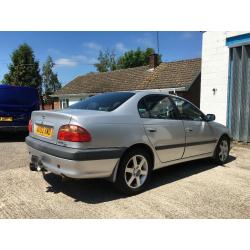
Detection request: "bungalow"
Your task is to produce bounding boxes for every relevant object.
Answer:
[52,54,201,109]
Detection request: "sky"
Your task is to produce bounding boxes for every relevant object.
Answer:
[0,31,202,86]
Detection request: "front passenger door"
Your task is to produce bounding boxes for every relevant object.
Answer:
[171,97,217,158]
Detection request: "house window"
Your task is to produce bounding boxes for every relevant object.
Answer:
[60,99,69,109]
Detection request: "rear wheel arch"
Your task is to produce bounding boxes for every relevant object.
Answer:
[121,143,155,168]
[110,143,155,183]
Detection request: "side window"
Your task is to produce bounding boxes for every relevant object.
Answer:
[138,95,178,119]
[171,97,204,121]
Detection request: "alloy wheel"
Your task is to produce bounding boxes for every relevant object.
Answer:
[124,155,148,189]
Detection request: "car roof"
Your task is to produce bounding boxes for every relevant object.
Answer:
[134,90,175,97]
[99,90,182,100]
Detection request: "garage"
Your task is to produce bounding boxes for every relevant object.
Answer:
[227,38,250,142]
[200,32,250,143]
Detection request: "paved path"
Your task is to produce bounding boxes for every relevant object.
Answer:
[0,134,249,218]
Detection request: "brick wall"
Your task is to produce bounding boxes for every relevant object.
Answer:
[41,98,60,110]
[53,100,60,109]
[177,75,201,108]
[43,104,53,110]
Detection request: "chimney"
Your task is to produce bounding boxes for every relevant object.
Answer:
[149,53,159,69]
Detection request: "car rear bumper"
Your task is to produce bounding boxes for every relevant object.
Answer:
[26,136,125,179]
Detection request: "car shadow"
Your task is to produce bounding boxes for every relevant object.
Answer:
[0,132,28,142]
[43,155,236,204]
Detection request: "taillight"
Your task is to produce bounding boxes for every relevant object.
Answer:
[57,124,91,142]
[28,120,32,133]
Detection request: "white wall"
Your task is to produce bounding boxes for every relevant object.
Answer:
[59,96,89,108]
[200,31,248,125]
[69,98,81,106]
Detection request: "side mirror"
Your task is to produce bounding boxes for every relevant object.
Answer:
[205,114,216,122]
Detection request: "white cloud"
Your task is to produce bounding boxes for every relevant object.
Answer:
[136,33,155,48]
[55,54,98,67]
[55,58,78,67]
[82,42,102,51]
[115,42,128,53]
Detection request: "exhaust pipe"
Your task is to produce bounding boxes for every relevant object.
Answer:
[29,162,46,172]
[29,156,46,172]
[29,162,38,171]
[37,166,42,172]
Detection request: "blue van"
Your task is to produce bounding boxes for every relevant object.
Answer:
[0,84,40,132]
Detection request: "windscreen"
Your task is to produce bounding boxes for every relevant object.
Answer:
[69,92,135,111]
[0,86,39,106]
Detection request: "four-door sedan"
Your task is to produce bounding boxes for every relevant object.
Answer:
[26,91,231,195]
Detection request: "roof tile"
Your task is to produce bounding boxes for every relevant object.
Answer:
[54,58,201,96]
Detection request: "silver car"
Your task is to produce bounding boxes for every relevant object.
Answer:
[26,91,231,195]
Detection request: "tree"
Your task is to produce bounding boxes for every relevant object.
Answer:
[117,48,161,69]
[94,49,117,72]
[42,56,61,95]
[2,43,42,92]
[94,47,162,72]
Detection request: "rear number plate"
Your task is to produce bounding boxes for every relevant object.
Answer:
[35,124,53,138]
[0,117,13,122]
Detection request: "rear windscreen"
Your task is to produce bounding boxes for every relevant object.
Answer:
[69,92,135,111]
[0,86,39,106]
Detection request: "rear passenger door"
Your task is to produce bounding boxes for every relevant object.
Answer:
[171,96,217,158]
[138,94,185,163]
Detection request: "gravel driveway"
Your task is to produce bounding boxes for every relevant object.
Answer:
[0,132,249,218]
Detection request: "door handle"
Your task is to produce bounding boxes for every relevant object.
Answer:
[147,128,157,132]
[185,128,193,132]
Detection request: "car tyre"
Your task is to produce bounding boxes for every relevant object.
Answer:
[114,148,153,195]
[212,135,230,165]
